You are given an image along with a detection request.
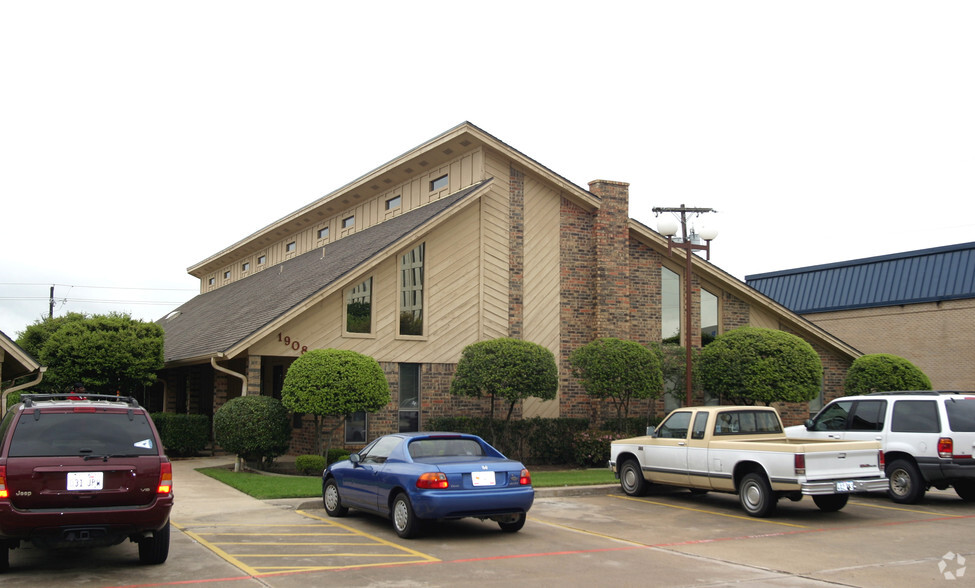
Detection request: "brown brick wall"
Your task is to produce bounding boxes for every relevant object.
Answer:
[589,180,630,339]
[805,299,975,390]
[560,196,597,420]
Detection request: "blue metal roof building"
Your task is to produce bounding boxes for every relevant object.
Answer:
[745,242,975,314]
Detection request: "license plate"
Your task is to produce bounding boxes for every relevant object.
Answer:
[835,481,856,492]
[471,471,496,486]
[67,472,103,491]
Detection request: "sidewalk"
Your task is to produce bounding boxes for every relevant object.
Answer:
[170,456,618,520]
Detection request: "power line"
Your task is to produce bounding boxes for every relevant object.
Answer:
[0,282,196,292]
[0,297,187,305]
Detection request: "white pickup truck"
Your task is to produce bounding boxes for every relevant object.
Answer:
[609,406,888,517]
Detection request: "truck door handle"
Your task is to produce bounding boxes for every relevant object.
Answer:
[828,434,842,439]
[678,442,686,446]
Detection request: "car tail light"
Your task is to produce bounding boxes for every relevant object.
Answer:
[0,466,7,499]
[416,472,448,489]
[519,469,531,486]
[157,462,173,495]
[938,438,953,459]
[794,454,806,475]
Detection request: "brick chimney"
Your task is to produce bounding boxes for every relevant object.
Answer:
[588,180,630,339]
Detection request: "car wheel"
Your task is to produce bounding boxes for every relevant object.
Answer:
[138,520,171,565]
[323,478,349,517]
[391,493,421,539]
[887,459,925,504]
[953,481,975,502]
[498,512,526,533]
[738,472,777,517]
[812,493,849,512]
[619,459,647,496]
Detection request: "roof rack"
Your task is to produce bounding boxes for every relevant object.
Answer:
[865,390,972,396]
[21,393,141,408]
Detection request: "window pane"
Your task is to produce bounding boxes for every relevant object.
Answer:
[345,411,366,443]
[399,243,424,335]
[346,277,372,334]
[812,401,853,431]
[399,363,420,433]
[662,267,680,344]
[946,398,975,432]
[701,288,718,345]
[892,400,940,433]
[850,400,886,431]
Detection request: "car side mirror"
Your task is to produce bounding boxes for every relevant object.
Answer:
[804,419,814,430]
[350,453,361,465]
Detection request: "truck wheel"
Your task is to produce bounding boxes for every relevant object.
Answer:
[739,473,777,517]
[323,478,349,517]
[619,459,647,496]
[813,493,849,512]
[953,482,975,502]
[887,459,925,504]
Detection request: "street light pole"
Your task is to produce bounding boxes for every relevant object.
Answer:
[652,205,717,406]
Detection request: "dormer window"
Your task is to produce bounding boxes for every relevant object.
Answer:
[223,271,231,280]
[242,262,250,272]
[430,174,448,192]
[386,195,402,211]
[286,241,297,253]
[208,277,215,286]
[342,216,355,229]
[257,255,266,265]
[317,227,329,240]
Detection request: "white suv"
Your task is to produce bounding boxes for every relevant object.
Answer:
[785,391,975,504]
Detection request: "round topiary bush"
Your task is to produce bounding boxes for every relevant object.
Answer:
[844,354,932,395]
[214,395,291,466]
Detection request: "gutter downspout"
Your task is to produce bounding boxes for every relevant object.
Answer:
[210,355,249,471]
[1,366,47,416]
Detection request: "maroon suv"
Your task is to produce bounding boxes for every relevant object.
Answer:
[0,394,174,572]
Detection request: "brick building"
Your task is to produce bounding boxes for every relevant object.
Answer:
[747,242,975,392]
[157,123,860,454]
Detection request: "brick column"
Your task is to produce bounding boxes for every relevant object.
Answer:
[588,180,630,340]
[247,355,262,396]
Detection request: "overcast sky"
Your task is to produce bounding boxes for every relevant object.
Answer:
[2,1,973,340]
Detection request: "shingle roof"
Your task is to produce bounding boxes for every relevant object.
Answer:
[745,242,975,314]
[159,181,490,363]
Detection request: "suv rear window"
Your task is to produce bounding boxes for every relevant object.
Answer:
[7,411,159,457]
[945,398,975,432]
[891,400,940,433]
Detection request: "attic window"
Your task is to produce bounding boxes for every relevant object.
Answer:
[317,227,329,240]
[223,271,231,280]
[286,241,297,253]
[257,255,266,265]
[430,174,448,192]
[208,277,215,286]
[242,262,250,272]
[386,195,402,211]
[342,216,355,229]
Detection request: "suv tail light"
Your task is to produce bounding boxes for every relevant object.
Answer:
[794,454,806,475]
[938,438,953,459]
[0,465,7,499]
[879,450,885,470]
[157,462,173,495]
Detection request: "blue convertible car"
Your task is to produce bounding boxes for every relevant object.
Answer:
[322,432,534,538]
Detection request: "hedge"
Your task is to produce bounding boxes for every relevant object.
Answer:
[150,413,210,457]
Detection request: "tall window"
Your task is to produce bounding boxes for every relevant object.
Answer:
[345,277,372,334]
[661,267,680,344]
[399,243,425,336]
[345,411,366,443]
[399,364,420,432]
[701,288,718,346]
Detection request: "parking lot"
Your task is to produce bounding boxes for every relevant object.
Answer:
[2,458,973,587]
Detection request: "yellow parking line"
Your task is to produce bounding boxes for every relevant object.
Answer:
[612,495,809,528]
[173,511,439,576]
[847,499,961,516]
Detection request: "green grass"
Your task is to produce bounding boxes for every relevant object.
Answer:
[197,467,617,500]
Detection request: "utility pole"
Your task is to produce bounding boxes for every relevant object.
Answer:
[652,205,717,406]
[49,285,55,319]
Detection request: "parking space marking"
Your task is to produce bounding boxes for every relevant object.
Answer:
[612,495,810,528]
[174,511,439,577]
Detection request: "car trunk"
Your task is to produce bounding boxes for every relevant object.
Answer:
[425,456,527,490]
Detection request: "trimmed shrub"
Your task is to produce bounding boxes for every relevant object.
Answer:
[295,454,326,475]
[151,413,210,457]
[214,395,292,467]
[571,430,630,468]
[844,354,933,395]
[427,416,589,465]
[327,448,351,465]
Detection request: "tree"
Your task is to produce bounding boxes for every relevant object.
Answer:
[281,349,390,455]
[18,313,164,394]
[698,327,822,406]
[213,395,291,468]
[844,354,932,395]
[570,338,663,431]
[649,342,701,409]
[449,338,558,425]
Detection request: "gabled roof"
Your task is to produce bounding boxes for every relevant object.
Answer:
[1,329,41,382]
[745,242,975,314]
[160,180,491,364]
